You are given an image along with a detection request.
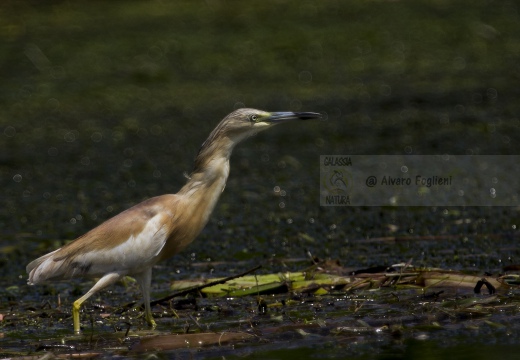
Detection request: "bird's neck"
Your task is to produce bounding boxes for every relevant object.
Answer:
[178,157,231,198]
[156,143,233,260]
[177,138,235,214]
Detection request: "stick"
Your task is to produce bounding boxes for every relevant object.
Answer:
[152,264,262,306]
[119,264,262,312]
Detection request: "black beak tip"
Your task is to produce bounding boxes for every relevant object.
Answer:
[295,112,323,120]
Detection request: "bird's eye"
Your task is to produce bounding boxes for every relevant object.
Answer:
[249,114,258,122]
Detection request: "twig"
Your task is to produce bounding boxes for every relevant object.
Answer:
[119,264,262,312]
[152,264,262,306]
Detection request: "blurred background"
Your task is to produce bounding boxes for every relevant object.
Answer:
[1,0,520,283]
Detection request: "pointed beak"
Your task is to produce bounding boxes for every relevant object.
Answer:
[266,111,322,123]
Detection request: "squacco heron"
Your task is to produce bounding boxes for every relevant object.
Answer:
[27,108,321,333]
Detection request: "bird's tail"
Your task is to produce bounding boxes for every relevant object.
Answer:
[26,248,64,285]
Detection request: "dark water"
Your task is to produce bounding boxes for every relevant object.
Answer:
[1,0,520,358]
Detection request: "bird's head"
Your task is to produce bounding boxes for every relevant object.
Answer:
[213,108,322,145]
[193,108,321,173]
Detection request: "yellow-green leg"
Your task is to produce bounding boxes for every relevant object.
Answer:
[71,273,122,334]
[73,299,83,334]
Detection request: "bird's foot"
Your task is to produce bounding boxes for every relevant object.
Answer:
[147,317,157,329]
[144,311,157,329]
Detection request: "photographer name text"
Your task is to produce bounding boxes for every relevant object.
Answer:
[379,175,452,187]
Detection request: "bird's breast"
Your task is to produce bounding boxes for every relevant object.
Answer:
[158,163,229,261]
